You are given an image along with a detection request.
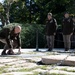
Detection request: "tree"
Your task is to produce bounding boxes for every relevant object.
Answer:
[0,0,75,26]
[0,2,6,26]
[3,0,18,24]
[66,0,75,14]
[10,0,29,23]
[0,0,18,26]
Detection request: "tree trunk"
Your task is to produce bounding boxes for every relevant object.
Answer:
[0,13,6,27]
[5,6,10,24]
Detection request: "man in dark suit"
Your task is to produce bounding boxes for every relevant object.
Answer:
[46,12,57,51]
[62,12,73,51]
[0,25,21,55]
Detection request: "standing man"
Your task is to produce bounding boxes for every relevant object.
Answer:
[0,25,21,55]
[46,12,57,51]
[62,12,73,51]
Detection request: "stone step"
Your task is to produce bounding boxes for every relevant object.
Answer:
[42,55,75,66]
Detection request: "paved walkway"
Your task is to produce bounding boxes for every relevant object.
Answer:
[0,49,75,75]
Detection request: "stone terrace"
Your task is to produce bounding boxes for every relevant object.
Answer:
[0,49,75,75]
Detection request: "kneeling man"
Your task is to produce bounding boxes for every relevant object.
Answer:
[0,25,21,55]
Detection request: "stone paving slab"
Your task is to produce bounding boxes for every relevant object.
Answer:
[42,55,75,66]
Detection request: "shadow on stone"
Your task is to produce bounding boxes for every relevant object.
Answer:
[37,61,46,65]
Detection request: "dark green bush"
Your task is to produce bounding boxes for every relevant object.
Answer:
[20,23,46,48]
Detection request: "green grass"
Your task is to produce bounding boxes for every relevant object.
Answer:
[61,68,67,71]
[33,72,40,75]
[39,72,66,75]
[26,51,37,54]
[49,73,66,75]
[60,68,75,72]
[18,68,32,72]
[15,65,49,72]
[46,52,59,55]
[5,74,13,75]
[69,70,75,72]
[26,59,36,63]
[39,65,48,70]
[16,66,39,72]
[0,67,8,74]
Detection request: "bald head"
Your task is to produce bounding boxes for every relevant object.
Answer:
[14,26,21,34]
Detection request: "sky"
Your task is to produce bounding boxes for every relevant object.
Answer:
[0,0,4,3]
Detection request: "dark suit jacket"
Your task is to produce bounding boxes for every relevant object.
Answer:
[62,17,73,35]
[46,18,57,36]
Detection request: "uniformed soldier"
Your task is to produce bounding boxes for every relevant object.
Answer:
[0,25,21,55]
[46,12,57,51]
[62,12,73,51]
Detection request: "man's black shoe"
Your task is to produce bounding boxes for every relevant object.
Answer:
[47,48,52,51]
[65,49,69,51]
[7,50,15,55]
[1,51,7,55]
